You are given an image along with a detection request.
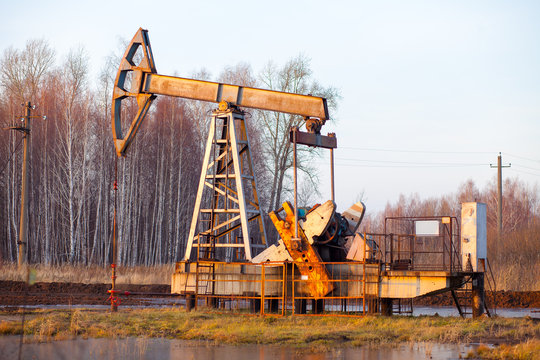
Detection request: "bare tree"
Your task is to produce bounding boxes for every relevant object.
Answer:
[0,39,55,103]
[0,39,54,263]
[51,47,91,263]
[257,54,339,211]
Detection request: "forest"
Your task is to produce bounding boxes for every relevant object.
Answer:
[0,39,538,290]
[0,39,337,266]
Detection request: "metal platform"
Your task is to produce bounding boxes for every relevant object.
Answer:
[171,260,486,316]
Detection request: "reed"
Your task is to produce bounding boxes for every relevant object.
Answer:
[0,308,538,352]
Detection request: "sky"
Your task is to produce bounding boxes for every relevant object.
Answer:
[2,0,539,213]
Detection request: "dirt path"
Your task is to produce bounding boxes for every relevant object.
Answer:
[1,280,538,308]
[414,290,540,308]
[0,280,172,307]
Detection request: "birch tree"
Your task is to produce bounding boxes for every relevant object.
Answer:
[52,47,90,263]
[257,54,339,211]
[0,39,54,262]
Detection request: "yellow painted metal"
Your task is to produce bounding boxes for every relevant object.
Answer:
[269,202,333,298]
[379,271,452,298]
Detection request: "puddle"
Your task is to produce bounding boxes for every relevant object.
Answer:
[0,336,480,360]
[2,302,538,319]
[413,306,540,318]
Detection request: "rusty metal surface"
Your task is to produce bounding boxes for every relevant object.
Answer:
[111,28,156,157]
[146,74,329,119]
[112,28,329,157]
[172,260,383,315]
[269,202,333,298]
[289,129,337,149]
[381,215,461,272]
[184,109,266,262]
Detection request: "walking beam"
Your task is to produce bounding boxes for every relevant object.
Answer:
[112,28,329,157]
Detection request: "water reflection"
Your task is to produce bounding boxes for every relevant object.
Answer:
[0,336,479,360]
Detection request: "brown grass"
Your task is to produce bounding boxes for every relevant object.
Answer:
[0,263,174,285]
[488,223,540,291]
[0,309,538,350]
[468,339,540,359]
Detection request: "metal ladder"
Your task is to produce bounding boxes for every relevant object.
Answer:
[451,281,473,318]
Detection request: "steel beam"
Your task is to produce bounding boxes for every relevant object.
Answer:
[144,74,329,120]
[112,28,329,157]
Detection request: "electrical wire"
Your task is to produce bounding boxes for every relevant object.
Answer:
[339,146,495,155]
[510,168,540,177]
[334,163,487,168]
[317,148,540,174]
[335,157,488,166]
[315,160,488,168]
[512,163,540,172]
[0,137,24,177]
[506,152,540,164]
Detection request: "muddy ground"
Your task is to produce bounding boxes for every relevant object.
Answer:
[0,280,538,308]
[414,290,540,308]
[0,281,172,307]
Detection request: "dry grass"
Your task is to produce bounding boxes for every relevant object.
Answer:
[488,223,540,291]
[468,339,540,359]
[0,263,175,285]
[0,309,538,350]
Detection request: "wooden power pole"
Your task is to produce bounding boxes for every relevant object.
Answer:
[6,102,46,266]
[490,153,511,239]
[18,102,32,266]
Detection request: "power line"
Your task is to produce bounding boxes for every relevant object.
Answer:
[512,163,540,172]
[0,137,24,177]
[339,146,495,155]
[335,157,488,166]
[506,152,540,164]
[510,168,540,177]
[316,161,487,169]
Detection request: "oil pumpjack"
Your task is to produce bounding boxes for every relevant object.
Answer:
[111,28,492,317]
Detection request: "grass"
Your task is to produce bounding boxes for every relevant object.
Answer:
[467,339,540,359]
[0,308,539,353]
[0,263,174,285]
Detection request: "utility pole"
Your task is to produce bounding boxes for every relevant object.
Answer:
[490,152,511,240]
[17,102,32,267]
[5,102,46,267]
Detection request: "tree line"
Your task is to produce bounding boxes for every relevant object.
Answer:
[0,39,337,265]
[1,39,537,291]
[360,178,540,290]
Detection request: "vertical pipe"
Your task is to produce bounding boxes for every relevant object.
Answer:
[329,133,336,203]
[292,264,296,315]
[410,235,414,270]
[281,263,286,317]
[450,218,453,272]
[330,148,335,202]
[363,232,366,315]
[261,264,265,315]
[111,158,118,312]
[293,127,298,239]
[18,102,31,267]
[390,234,394,265]
[497,153,502,240]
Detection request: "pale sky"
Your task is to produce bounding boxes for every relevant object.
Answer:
[2,0,539,212]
